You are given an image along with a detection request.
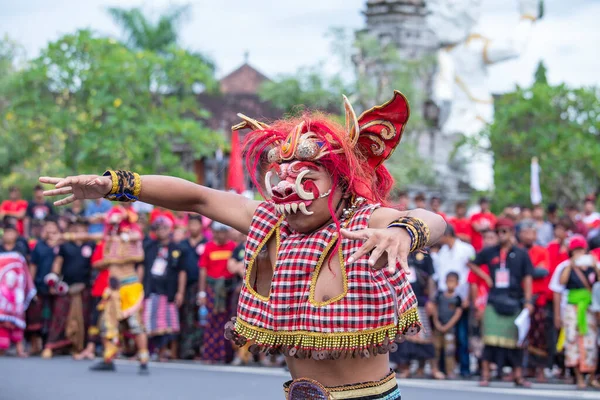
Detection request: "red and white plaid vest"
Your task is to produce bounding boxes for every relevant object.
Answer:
[232,202,421,357]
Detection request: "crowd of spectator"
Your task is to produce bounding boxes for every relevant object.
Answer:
[2,185,600,389]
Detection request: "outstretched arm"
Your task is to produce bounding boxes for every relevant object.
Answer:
[40,174,260,234]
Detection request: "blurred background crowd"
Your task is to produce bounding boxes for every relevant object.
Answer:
[2,184,600,389]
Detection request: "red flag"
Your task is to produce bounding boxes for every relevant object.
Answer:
[227,130,246,194]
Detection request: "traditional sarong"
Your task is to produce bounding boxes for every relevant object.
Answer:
[25,294,53,334]
[0,252,36,332]
[284,371,400,400]
[179,282,203,359]
[98,277,145,362]
[45,289,90,351]
[482,306,522,368]
[564,304,597,373]
[0,326,23,350]
[391,307,434,364]
[201,280,234,363]
[527,303,553,368]
[143,293,180,337]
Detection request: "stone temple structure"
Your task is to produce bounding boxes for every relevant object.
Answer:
[357,0,470,205]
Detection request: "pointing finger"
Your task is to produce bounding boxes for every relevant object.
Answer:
[398,249,410,275]
[387,247,398,274]
[368,244,386,267]
[39,177,62,185]
[43,187,72,197]
[54,194,75,207]
[347,237,376,263]
[340,228,371,241]
[56,176,76,189]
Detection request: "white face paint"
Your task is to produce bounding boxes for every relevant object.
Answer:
[426,0,482,45]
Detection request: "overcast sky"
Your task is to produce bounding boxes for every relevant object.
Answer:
[1,0,598,93]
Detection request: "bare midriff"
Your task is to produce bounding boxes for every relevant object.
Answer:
[108,263,138,280]
[286,355,390,386]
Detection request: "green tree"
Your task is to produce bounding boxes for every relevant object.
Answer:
[534,60,548,85]
[107,4,214,69]
[0,30,221,188]
[0,35,25,104]
[107,4,189,52]
[258,64,348,116]
[484,80,600,208]
[258,27,434,187]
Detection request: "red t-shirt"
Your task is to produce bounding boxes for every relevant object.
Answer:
[470,212,497,252]
[436,211,448,221]
[199,241,236,279]
[528,245,551,306]
[90,242,109,297]
[467,264,490,311]
[0,199,28,235]
[545,240,569,303]
[449,217,472,243]
[591,248,600,261]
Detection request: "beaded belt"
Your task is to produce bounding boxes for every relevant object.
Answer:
[120,275,139,286]
[284,371,400,400]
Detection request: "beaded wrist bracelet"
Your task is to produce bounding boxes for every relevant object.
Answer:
[103,170,142,202]
[387,217,430,253]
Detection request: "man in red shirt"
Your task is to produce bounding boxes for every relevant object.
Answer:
[0,187,28,236]
[547,217,572,272]
[449,202,471,243]
[518,220,552,382]
[198,222,236,363]
[470,197,497,252]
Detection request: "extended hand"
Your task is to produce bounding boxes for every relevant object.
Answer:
[39,175,112,206]
[341,227,411,274]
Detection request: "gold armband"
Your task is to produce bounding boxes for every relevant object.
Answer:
[102,170,141,202]
[387,217,430,253]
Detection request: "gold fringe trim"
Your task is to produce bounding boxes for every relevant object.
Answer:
[233,307,421,350]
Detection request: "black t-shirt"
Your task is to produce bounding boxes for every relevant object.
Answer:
[231,242,246,263]
[407,251,434,305]
[59,241,95,285]
[178,238,207,285]
[473,245,533,300]
[143,240,184,301]
[566,266,598,290]
[0,239,30,259]
[31,240,58,294]
[435,292,462,325]
[26,200,54,221]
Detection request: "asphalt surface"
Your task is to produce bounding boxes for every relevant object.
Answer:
[0,357,597,400]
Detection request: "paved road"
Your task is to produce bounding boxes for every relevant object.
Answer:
[0,357,596,400]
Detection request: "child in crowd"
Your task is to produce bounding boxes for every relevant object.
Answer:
[26,217,62,354]
[432,272,464,379]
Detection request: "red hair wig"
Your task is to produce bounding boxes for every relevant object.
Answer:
[243,111,395,208]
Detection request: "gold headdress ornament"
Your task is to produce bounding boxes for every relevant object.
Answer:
[232,90,410,168]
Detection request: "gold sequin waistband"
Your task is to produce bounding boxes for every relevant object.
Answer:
[284,370,398,399]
